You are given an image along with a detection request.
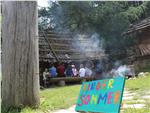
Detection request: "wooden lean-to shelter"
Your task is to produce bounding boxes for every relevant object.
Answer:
[123,17,150,70]
[38,29,107,85]
[39,29,106,72]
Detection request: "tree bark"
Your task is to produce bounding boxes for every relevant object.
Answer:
[2,1,39,108]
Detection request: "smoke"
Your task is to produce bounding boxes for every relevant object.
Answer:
[109,62,135,78]
[72,33,105,58]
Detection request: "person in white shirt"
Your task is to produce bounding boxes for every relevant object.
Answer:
[79,64,86,77]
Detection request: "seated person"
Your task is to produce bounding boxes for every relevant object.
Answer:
[65,64,73,77]
[57,63,65,77]
[85,67,92,77]
[79,64,86,77]
[72,65,78,77]
[49,64,57,77]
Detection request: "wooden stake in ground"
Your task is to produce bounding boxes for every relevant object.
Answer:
[2,1,39,107]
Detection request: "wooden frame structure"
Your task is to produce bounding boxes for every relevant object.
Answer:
[123,17,150,58]
[123,17,150,70]
[39,30,106,62]
[123,17,150,35]
[39,30,105,85]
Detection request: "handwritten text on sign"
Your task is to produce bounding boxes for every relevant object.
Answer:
[75,77,125,113]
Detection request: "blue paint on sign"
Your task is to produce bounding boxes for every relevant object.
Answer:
[75,77,125,113]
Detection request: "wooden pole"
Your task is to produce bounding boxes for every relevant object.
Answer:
[2,1,39,107]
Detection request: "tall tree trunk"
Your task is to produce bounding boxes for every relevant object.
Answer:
[2,1,39,108]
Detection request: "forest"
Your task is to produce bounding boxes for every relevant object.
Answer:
[38,1,150,62]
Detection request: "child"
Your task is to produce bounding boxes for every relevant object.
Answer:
[43,68,50,87]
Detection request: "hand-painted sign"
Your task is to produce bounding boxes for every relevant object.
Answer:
[75,77,125,113]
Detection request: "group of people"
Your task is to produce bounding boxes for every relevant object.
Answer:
[40,60,106,87]
[42,63,93,81]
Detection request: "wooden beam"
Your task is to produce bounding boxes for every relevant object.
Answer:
[123,17,150,35]
[39,42,72,47]
[39,37,92,42]
[123,24,150,35]
[39,56,104,60]
[48,77,96,83]
[39,48,103,53]
[39,28,59,61]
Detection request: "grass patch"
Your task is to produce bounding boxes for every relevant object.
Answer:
[125,74,150,91]
[2,71,150,113]
[2,85,81,113]
[123,108,150,113]
[124,100,145,105]
[123,74,150,113]
[39,85,81,111]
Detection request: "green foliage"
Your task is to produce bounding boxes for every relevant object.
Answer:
[38,1,150,61]
[39,1,149,32]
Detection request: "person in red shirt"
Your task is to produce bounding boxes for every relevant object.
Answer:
[57,62,65,77]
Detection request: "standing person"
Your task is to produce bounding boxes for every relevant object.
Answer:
[49,64,57,78]
[57,62,65,77]
[65,64,73,77]
[43,68,50,87]
[72,65,78,77]
[79,64,86,77]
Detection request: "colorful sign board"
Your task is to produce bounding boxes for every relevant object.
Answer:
[75,77,125,113]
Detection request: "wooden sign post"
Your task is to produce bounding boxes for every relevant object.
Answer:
[75,77,125,113]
